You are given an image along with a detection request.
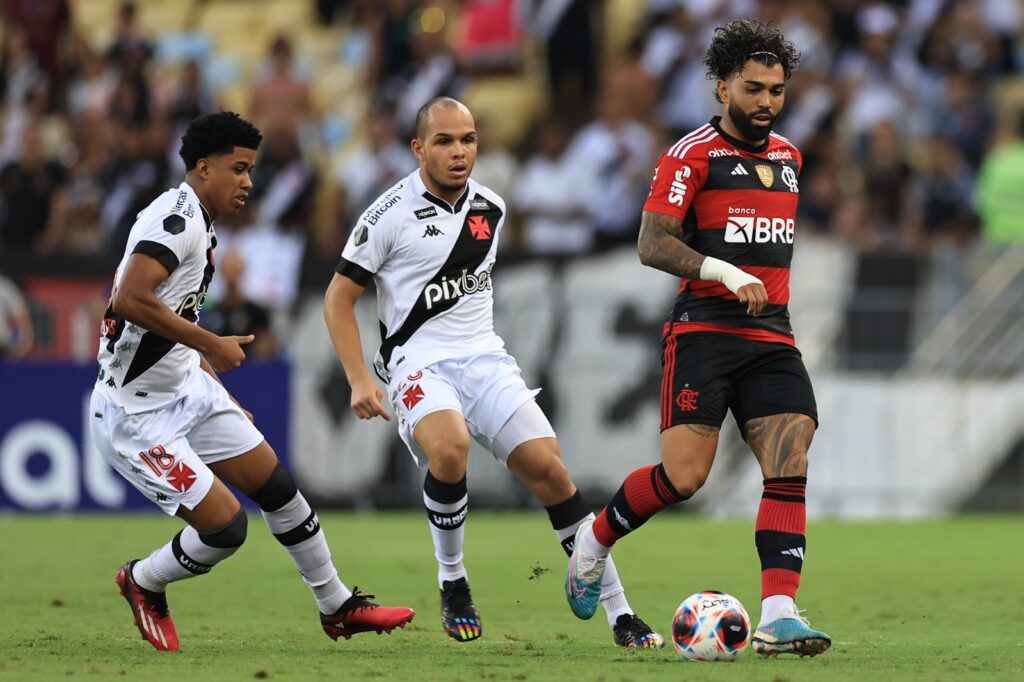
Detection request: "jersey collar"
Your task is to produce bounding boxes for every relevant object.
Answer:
[413,169,470,214]
[709,116,770,154]
[180,181,214,229]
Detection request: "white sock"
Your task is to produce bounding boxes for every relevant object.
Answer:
[133,524,241,592]
[760,594,796,625]
[581,523,611,558]
[423,472,469,587]
[262,492,352,614]
[547,506,633,627]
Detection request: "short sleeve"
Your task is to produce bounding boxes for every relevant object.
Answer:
[336,218,394,286]
[642,149,706,220]
[130,213,199,275]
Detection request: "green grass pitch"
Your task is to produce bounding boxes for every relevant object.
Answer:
[2,513,1022,681]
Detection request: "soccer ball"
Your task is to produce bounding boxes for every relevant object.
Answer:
[672,590,751,661]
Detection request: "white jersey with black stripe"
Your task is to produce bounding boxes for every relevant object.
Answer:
[336,169,507,381]
[94,181,216,414]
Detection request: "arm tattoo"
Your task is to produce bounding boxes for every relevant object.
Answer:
[744,414,815,478]
[684,423,720,438]
[637,211,705,279]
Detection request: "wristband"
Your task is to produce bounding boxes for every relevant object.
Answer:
[699,256,762,294]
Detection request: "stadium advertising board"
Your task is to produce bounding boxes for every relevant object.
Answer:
[0,361,290,511]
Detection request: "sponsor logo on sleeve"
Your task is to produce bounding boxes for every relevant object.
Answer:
[667,165,692,206]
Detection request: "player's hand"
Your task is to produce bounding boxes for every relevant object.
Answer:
[207,334,253,372]
[350,378,392,421]
[737,282,769,316]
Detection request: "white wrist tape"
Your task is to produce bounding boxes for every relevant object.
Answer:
[699,256,762,294]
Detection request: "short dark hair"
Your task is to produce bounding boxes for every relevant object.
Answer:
[179,112,262,170]
[703,19,801,103]
[414,96,464,140]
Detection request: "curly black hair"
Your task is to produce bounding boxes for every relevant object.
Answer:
[703,19,801,103]
[179,111,262,170]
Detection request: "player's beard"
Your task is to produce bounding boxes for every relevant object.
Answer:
[727,101,776,143]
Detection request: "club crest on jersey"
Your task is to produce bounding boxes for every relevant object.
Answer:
[423,266,493,309]
[755,165,774,188]
[781,165,799,193]
[467,215,491,240]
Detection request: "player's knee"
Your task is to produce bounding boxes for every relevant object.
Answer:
[662,461,710,498]
[424,435,470,473]
[532,453,572,491]
[199,508,248,549]
[249,462,298,512]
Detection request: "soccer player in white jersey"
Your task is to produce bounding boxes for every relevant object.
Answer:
[323,97,662,648]
[91,112,414,652]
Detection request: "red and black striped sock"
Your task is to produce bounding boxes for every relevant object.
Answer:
[756,476,807,600]
[592,464,688,547]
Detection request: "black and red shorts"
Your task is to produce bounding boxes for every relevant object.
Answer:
[660,332,817,435]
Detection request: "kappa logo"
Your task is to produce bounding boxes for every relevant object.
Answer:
[724,215,795,244]
[402,383,425,410]
[731,163,749,176]
[676,389,699,412]
[467,215,491,240]
[422,225,444,238]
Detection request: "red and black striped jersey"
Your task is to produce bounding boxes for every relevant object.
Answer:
[644,116,802,346]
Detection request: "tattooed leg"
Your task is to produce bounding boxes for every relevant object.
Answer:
[744,413,815,479]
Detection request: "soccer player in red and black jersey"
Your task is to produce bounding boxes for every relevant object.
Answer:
[565,19,831,658]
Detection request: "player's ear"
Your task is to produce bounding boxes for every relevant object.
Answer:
[195,158,210,179]
[717,79,729,104]
[410,138,424,162]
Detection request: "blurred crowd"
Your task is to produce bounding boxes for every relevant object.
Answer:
[1,0,1023,360]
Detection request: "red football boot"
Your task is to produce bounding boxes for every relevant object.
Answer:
[115,561,180,652]
[320,588,415,640]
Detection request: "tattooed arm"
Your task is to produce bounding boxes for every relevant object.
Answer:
[636,210,770,316]
[637,210,704,279]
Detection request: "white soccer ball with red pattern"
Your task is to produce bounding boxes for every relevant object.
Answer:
[672,590,751,661]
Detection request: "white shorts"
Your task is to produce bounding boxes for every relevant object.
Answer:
[89,369,265,515]
[388,351,550,469]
